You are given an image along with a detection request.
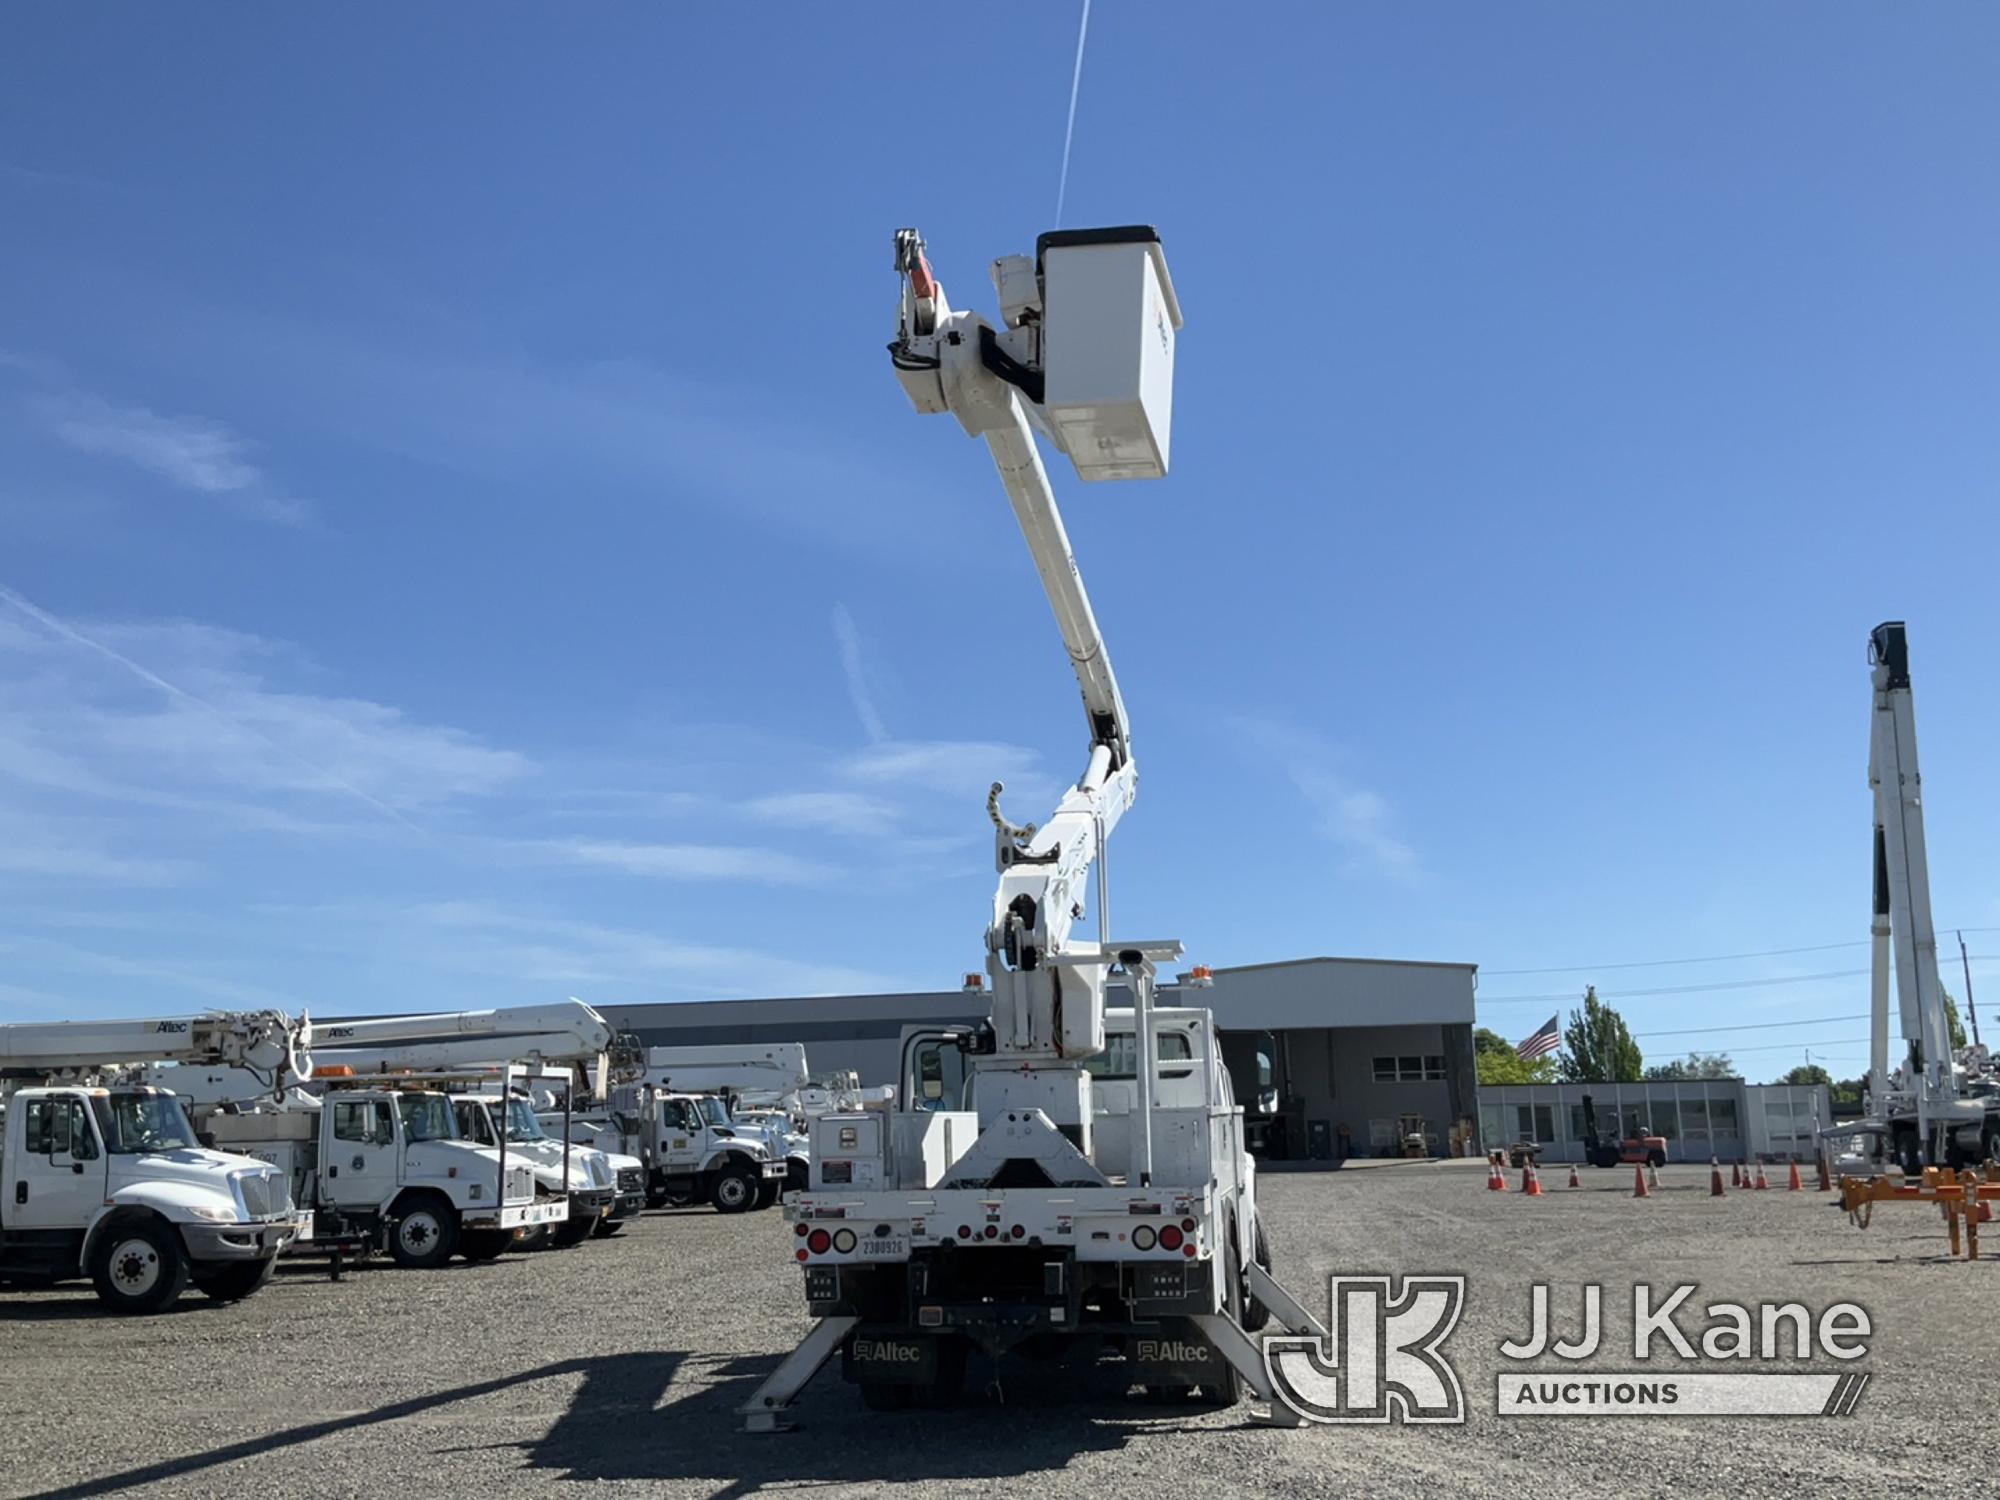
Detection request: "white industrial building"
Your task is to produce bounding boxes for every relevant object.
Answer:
[601,954,1481,1162]
[1476,1080,1835,1165]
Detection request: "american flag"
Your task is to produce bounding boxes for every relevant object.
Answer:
[1517,1014,1561,1061]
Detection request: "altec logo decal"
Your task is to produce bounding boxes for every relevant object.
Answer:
[1136,1339,1211,1364]
[148,1021,191,1035]
[1265,1276,1467,1424]
[852,1341,922,1364]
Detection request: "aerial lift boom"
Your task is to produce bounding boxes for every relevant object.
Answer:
[0,1009,311,1095]
[1866,621,1987,1167]
[890,227,1186,1152]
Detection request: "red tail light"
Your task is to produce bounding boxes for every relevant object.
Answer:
[1157,1224,1183,1252]
[807,1228,832,1255]
[795,1248,808,1262]
[794,1222,809,1237]
[957,1224,972,1239]
[983,1225,999,1239]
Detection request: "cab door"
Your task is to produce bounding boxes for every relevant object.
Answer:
[656,1097,702,1171]
[321,1096,401,1208]
[9,1092,109,1232]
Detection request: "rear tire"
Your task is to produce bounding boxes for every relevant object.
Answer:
[388,1195,459,1269]
[1193,1245,1248,1407]
[89,1218,190,1315]
[191,1256,276,1304]
[1242,1220,1273,1333]
[711,1162,758,1214]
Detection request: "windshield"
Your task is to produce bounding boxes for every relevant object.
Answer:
[503,1098,546,1143]
[398,1094,457,1143]
[699,1097,731,1127]
[93,1092,199,1154]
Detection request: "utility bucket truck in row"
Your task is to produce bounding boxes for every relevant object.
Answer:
[739,228,1325,1430]
[550,1085,788,1213]
[311,1001,646,1241]
[0,1011,309,1313]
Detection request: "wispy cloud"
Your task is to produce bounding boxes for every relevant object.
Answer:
[745,790,896,838]
[841,738,1053,806]
[0,840,196,887]
[276,899,891,1001]
[0,589,532,837]
[533,838,838,886]
[832,603,888,743]
[1232,716,1422,883]
[23,388,308,525]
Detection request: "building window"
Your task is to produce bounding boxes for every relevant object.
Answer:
[1423,1055,1446,1081]
[1514,1104,1554,1144]
[1375,1056,1440,1083]
[1373,1057,1397,1082]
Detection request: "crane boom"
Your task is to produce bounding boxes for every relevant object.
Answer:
[0,1009,310,1093]
[1868,622,1954,1127]
[313,1000,612,1056]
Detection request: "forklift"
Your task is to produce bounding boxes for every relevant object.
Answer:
[1580,1093,1668,1167]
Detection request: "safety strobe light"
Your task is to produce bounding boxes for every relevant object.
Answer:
[1132,1224,1157,1251]
[1157,1224,1183,1252]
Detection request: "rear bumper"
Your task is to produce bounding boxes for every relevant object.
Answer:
[182,1218,296,1262]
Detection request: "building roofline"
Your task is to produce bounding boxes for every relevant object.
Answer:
[1206,955,1480,976]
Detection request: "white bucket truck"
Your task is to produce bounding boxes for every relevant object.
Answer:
[0,1010,309,1313]
[740,226,1324,1429]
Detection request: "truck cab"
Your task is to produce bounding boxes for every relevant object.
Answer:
[450,1093,620,1246]
[557,1085,785,1213]
[203,1083,566,1267]
[0,1085,297,1313]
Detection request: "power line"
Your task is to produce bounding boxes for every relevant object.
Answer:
[1631,1013,1867,1040]
[1480,968,1872,1004]
[1481,927,2000,978]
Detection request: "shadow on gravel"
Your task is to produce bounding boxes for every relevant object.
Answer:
[518,1347,1232,1498]
[23,1346,1233,1500]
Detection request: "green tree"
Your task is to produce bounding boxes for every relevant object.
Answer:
[1828,1077,1866,1108]
[1943,992,1968,1052]
[1558,986,1643,1083]
[1474,1027,1556,1085]
[1780,1063,1832,1088]
[1644,1051,1735,1081]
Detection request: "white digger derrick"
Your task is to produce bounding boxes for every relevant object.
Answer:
[1865,621,1992,1171]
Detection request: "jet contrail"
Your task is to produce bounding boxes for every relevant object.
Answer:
[0,581,427,836]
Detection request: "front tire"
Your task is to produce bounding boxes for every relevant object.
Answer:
[711,1162,758,1214]
[191,1257,276,1304]
[459,1230,510,1262]
[552,1214,595,1248]
[754,1179,782,1210]
[591,1219,625,1239]
[89,1218,190,1315]
[388,1195,459,1269]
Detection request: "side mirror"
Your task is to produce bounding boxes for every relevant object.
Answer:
[921,1079,944,1102]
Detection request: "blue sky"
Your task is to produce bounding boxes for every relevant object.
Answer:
[3,6,1996,1081]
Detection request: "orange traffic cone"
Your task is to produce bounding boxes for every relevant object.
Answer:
[1523,1162,1543,1196]
[1731,1163,1743,1188]
[1710,1158,1726,1196]
[1567,1164,1581,1189]
[1817,1155,1832,1192]
[1487,1156,1506,1191]
[1648,1162,1661,1191]
[1980,1202,1994,1224]
[1633,1164,1650,1199]
[1787,1161,1803,1192]
[1754,1164,1769,1190]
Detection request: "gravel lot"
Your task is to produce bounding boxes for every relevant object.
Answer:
[1,1163,1990,1500]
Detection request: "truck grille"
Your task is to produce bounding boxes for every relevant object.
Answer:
[236,1170,292,1220]
[617,1166,643,1194]
[507,1167,536,1202]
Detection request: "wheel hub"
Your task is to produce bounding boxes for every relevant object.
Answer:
[110,1239,160,1294]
